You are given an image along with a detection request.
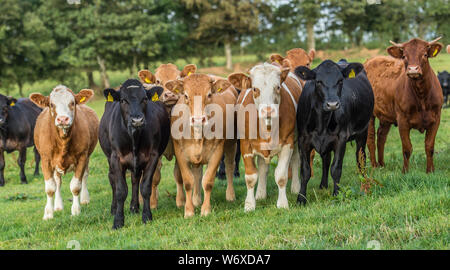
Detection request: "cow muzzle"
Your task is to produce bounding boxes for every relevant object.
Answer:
[56,115,72,128]
[190,115,207,127]
[407,66,422,79]
[131,116,145,128]
[325,101,340,111]
[161,91,179,106]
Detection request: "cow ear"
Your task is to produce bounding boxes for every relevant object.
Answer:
[146,86,164,102]
[308,49,316,60]
[270,54,285,65]
[29,93,49,108]
[341,63,364,79]
[180,64,196,78]
[212,79,231,94]
[75,89,94,105]
[228,73,251,91]
[281,59,292,69]
[387,46,403,59]
[280,67,290,83]
[7,97,18,107]
[138,69,156,84]
[428,42,443,58]
[103,88,120,102]
[294,66,315,81]
[165,80,184,94]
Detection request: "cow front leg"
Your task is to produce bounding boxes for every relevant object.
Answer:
[367,116,377,167]
[224,139,237,201]
[274,145,293,209]
[320,152,331,189]
[80,164,90,205]
[425,118,440,173]
[243,155,257,212]
[377,121,392,167]
[140,152,159,224]
[53,171,63,211]
[41,159,55,220]
[192,165,203,207]
[111,154,127,229]
[178,159,195,218]
[398,122,413,173]
[330,140,347,196]
[201,146,224,216]
[174,161,185,208]
[355,130,368,174]
[33,147,40,176]
[150,159,162,209]
[0,150,5,186]
[290,144,301,194]
[18,148,27,184]
[108,166,117,215]
[131,168,142,214]
[71,157,88,216]
[297,144,313,205]
[255,156,268,200]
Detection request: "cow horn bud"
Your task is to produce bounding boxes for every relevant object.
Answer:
[389,40,403,47]
[428,36,442,44]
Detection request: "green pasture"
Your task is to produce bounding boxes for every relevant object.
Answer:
[0,53,449,250]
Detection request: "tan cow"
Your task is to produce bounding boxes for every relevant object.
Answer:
[30,86,99,220]
[228,63,302,211]
[137,64,196,209]
[165,74,238,217]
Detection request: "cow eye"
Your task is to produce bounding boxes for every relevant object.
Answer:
[142,97,148,103]
[207,92,212,98]
[401,55,406,60]
[424,53,428,57]
[50,103,55,109]
[120,99,128,104]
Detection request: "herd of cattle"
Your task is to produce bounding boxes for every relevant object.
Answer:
[0,38,448,229]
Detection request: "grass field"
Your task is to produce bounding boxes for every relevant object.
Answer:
[0,53,449,250]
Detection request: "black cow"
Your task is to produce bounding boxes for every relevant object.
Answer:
[294,60,374,204]
[438,71,449,106]
[0,95,42,186]
[99,79,170,229]
[216,140,241,179]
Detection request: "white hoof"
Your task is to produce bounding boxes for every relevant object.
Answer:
[80,190,90,205]
[71,204,81,216]
[43,212,53,220]
[193,194,202,207]
[255,189,266,200]
[244,199,256,212]
[290,182,300,194]
[277,198,289,209]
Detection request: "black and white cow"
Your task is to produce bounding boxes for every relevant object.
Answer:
[99,79,170,229]
[438,71,449,106]
[294,60,374,204]
[0,95,42,186]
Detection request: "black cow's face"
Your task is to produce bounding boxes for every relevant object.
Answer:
[104,80,163,131]
[0,95,17,127]
[295,60,364,112]
[438,72,449,88]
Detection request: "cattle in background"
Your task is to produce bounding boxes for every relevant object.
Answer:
[0,95,41,186]
[438,71,449,106]
[228,63,301,211]
[99,80,169,229]
[294,60,374,204]
[30,86,98,220]
[165,74,237,217]
[137,64,196,209]
[447,45,450,54]
[365,37,444,173]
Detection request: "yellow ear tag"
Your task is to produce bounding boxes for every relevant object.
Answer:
[433,48,438,57]
[80,97,86,103]
[151,93,159,102]
[187,72,192,76]
[217,88,222,92]
[174,89,180,93]
[348,69,355,78]
[145,78,152,83]
[10,101,15,106]
[107,93,114,102]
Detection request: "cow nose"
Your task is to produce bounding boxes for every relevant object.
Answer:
[407,66,422,76]
[326,101,340,111]
[0,118,4,124]
[56,116,70,125]
[131,117,144,127]
[190,115,207,126]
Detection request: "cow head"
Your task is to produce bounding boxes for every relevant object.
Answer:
[30,85,93,135]
[387,37,443,79]
[295,60,364,112]
[229,63,289,120]
[0,94,17,127]
[270,48,315,71]
[438,71,449,89]
[104,79,163,130]
[165,74,229,128]
[138,64,197,107]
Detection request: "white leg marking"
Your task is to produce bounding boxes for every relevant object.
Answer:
[80,167,90,205]
[43,178,56,220]
[255,156,269,200]
[70,177,82,216]
[275,145,293,209]
[53,172,63,211]
[244,173,258,212]
[290,144,301,194]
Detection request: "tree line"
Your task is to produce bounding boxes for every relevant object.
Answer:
[1,0,448,96]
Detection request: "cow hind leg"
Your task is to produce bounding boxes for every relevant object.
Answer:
[425,120,440,173]
[367,116,377,167]
[130,169,142,213]
[255,156,268,200]
[216,156,226,180]
[330,141,347,196]
[53,171,63,211]
[319,152,331,189]
[377,121,392,167]
[140,154,159,224]
[80,165,90,205]
[290,144,301,194]
[224,141,236,201]
[149,159,162,209]
[174,161,185,208]
[33,147,40,176]
[234,140,241,178]
[0,150,5,186]
[108,168,117,215]
[192,165,203,207]
[18,148,27,184]
[355,130,368,174]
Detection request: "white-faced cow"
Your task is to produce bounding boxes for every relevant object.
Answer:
[0,95,42,186]
[30,86,99,220]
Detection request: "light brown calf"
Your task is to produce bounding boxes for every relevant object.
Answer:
[165,74,238,217]
[137,64,197,209]
[30,86,99,220]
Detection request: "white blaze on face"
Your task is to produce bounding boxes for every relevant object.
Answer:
[50,85,76,128]
[249,63,281,119]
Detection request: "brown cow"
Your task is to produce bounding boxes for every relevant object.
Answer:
[137,64,196,209]
[447,45,449,54]
[228,63,302,211]
[30,85,99,220]
[365,37,444,173]
[165,74,238,217]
